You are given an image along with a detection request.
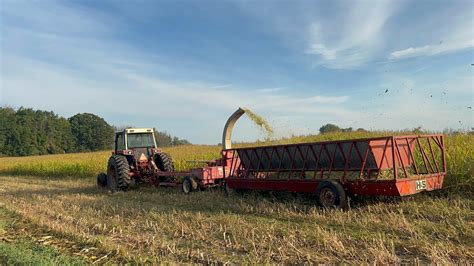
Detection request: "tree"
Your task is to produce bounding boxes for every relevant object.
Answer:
[172,136,190,146]
[0,107,15,156]
[68,113,114,152]
[29,109,75,154]
[319,124,342,134]
[52,117,76,153]
[0,107,189,156]
[0,107,76,156]
[154,131,190,147]
[319,124,356,134]
[154,131,173,147]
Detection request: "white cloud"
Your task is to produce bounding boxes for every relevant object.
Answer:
[389,10,474,60]
[307,95,348,104]
[240,0,472,69]
[209,84,233,89]
[390,38,473,60]
[390,45,432,59]
[257,87,284,93]
[121,70,351,116]
[305,0,398,69]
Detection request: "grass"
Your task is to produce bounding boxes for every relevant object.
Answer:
[0,176,472,263]
[0,131,472,263]
[0,239,85,265]
[0,208,88,265]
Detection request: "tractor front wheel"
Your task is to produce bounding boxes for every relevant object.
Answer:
[154,153,174,172]
[97,172,107,188]
[107,155,131,191]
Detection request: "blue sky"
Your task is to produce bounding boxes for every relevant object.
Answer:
[1,0,473,144]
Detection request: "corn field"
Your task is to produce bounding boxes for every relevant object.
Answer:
[0,132,471,190]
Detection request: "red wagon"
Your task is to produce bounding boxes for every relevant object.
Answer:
[220,109,446,208]
[222,135,446,208]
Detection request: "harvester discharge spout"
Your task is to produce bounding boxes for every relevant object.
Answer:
[222,107,246,150]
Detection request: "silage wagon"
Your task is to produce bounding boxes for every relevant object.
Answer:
[220,108,446,208]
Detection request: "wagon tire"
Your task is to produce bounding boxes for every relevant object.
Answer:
[315,180,348,209]
[107,155,131,192]
[154,153,174,172]
[182,176,198,194]
[97,172,107,188]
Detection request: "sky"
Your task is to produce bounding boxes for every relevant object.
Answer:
[0,0,473,144]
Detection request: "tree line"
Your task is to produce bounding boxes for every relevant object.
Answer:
[319,123,366,134]
[0,107,190,157]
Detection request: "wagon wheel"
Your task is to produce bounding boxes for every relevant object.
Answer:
[182,176,198,194]
[315,180,348,209]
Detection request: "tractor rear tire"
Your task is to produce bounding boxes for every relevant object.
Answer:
[97,172,107,188]
[182,176,198,194]
[154,153,174,172]
[315,180,348,209]
[107,155,131,191]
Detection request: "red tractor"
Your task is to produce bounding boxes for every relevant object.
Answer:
[97,128,177,191]
[97,128,225,193]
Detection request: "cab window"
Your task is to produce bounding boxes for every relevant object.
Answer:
[127,133,156,149]
[116,133,125,151]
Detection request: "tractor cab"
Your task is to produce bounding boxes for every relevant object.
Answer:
[114,128,160,161]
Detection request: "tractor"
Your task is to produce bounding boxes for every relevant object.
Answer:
[97,128,175,191]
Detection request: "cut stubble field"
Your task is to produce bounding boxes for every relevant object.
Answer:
[1,176,473,264]
[1,132,473,263]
